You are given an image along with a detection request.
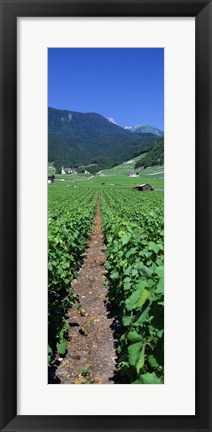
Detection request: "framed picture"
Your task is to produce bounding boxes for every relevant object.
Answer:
[0,0,211,431]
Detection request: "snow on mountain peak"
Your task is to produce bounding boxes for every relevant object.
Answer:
[107,117,119,125]
[124,124,143,129]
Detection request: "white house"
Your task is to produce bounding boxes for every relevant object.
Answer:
[61,166,73,174]
[128,172,138,177]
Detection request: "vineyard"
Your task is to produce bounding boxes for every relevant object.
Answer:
[48,176,164,384]
[48,188,97,362]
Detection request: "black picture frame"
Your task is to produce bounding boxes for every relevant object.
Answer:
[0,0,211,431]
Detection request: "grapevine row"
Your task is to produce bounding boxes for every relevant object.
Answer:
[48,188,98,363]
[101,189,164,383]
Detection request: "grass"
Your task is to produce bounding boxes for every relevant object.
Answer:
[50,174,164,190]
[97,156,164,179]
[100,154,147,176]
[48,156,164,189]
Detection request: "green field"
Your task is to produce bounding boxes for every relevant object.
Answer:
[52,170,164,189]
[49,155,164,183]
[48,167,164,384]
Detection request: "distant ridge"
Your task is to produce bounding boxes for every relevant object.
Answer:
[124,124,164,136]
[48,107,162,172]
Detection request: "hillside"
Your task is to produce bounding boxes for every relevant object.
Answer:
[97,155,164,178]
[135,139,164,169]
[48,107,160,172]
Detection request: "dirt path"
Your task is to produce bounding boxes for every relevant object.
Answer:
[56,197,116,384]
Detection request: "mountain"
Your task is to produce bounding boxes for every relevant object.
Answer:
[48,107,161,172]
[124,124,164,136]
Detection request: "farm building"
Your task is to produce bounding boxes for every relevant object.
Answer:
[135,183,153,191]
[48,175,55,184]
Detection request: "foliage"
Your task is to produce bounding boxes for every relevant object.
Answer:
[48,187,97,363]
[101,188,164,383]
[135,139,164,169]
[80,364,90,376]
[48,178,164,385]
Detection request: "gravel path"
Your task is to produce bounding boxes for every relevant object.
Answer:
[56,197,116,384]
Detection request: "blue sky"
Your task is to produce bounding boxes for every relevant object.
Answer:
[48,48,164,130]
